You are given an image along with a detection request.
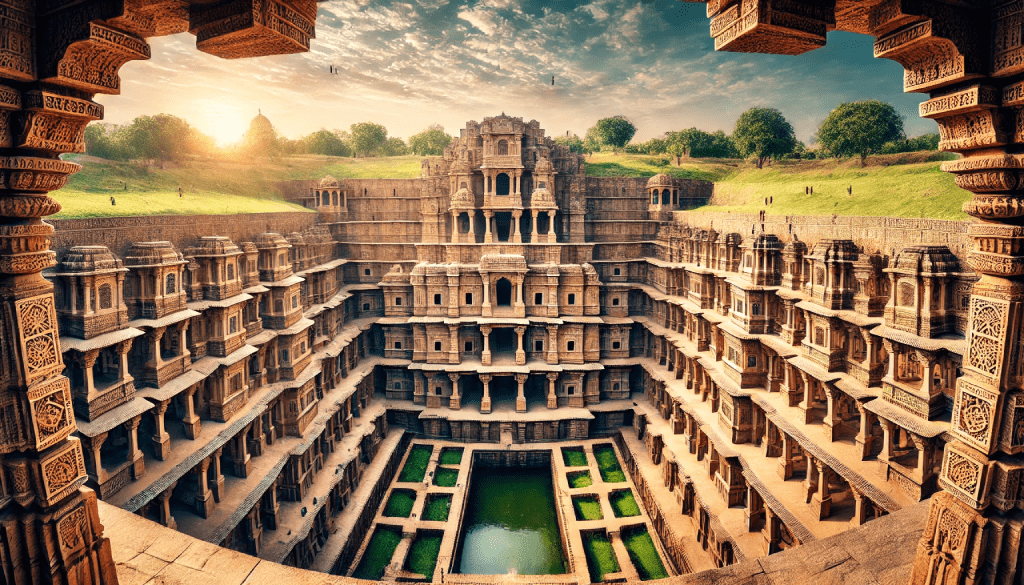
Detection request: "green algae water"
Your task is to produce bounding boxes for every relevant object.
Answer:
[456,466,567,575]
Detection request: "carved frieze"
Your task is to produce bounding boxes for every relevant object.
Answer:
[38,438,87,507]
[191,0,317,59]
[963,297,1010,383]
[45,22,150,94]
[951,377,1000,454]
[15,294,63,385]
[939,443,991,508]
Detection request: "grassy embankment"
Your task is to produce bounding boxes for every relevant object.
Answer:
[585,151,969,220]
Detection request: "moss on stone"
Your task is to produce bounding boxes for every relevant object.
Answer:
[568,470,593,488]
[383,489,416,518]
[582,531,621,583]
[433,466,459,487]
[439,447,463,466]
[405,532,443,577]
[594,445,626,483]
[398,444,432,483]
[561,447,588,467]
[572,496,603,521]
[352,525,402,580]
[610,490,641,518]
[622,526,668,580]
[422,494,452,522]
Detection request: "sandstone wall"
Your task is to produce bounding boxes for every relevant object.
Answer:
[672,210,972,259]
[49,211,318,257]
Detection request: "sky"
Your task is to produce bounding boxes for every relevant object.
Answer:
[97,0,937,147]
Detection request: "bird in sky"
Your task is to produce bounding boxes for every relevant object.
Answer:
[551,75,555,85]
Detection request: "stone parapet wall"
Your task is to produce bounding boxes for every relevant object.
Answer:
[672,210,972,259]
[49,212,318,257]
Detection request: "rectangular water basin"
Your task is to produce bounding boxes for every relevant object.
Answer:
[622,524,668,580]
[398,444,433,483]
[582,529,621,583]
[352,524,403,580]
[405,530,443,578]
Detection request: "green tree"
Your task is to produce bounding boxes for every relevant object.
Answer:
[303,129,350,156]
[591,115,636,153]
[817,100,904,166]
[554,133,586,154]
[350,122,388,157]
[408,124,453,155]
[732,107,797,169]
[84,123,121,160]
[382,136,409,156]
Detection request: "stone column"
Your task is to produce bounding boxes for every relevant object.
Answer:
[85,432,109,485]
[149,327,166,371]
[126,415,145,480]
[855,402,875,460]
[451,211,460,243]
[822,385,840,441]
[810,460,831,519]
[448,324,460,365]
[514,326,526,365]
[546,373,558,409]
[468,210,476,242]
[481,272,492,317]
[515,373,528,413]
[483,211,494,243]
[117,340,132,383]
[531,210,539,242]
[233,426,251,478]
[151,400,171,460]
[195,457,214,518]
[548,211,557,242]
[479,374,492,414]
[878,418,896,466]
[511,210,522,243]
[777,434,794,480]
[183,385,202,439]
[546,325,559,364]
[480,325,492,366]
[448,373,461,410]
[158,484,177,530]
[83,349,99,394]
[413,370,426,405]
[211,447,225,503]
[514,274,526,317]
[850,486,870,527]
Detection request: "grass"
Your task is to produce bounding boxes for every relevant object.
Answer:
[51,152,424,218]
[594,445,626,483]
[405,531,443,577]
[622,526,668,580]
[433,466,459,487]
[422,494,452,522]
[568,471,593,489]
[582,531,621,583]
[352,525,403,580]
[398,444,432,483]
[610,490,641,518]
[699,151,968,220]
[561,447,588,467]
[572,496,604,521]
[382,489,416,518]
[584,152,734,182]
[439,447,463,466]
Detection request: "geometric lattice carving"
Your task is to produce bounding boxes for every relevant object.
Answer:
[966,298,1007,378]
[39,439,87,507]
[899,281,915,307]
[27,376,75,451]
[947,451,981,495]
[15,295,63,384]
[56,505,89,552]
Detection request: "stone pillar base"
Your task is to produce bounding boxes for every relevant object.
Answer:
[212,477,226,503]
[480,397,491,414]
[233,456,252,478]
[855,436,872,460]
[812,494,832,519]
[130,454,146,480]
[516,398,527,413]
[481,350,491,366]
[196,491,215,518]
[449,395,461,410]
[152,433,171,460]
[515,350,526,365]
[777,459,793,480]
[184,416,202,439]
[547,395,557,409]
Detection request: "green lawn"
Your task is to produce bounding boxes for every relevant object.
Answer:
[51,189,311,219]
[583,152,733,182]
[398,445,432,483]
[383,489,416,518]
[433,466,459,487]
[422,494,452,522]
[439,447,463,466]
[582,531,621,583]
[568,471,593,489]
[572,496,604,521]
[701,153,968,220]
[594,446,626,483]
[405,532,443,577]
[561,447,588,467]
[352,525,403,580]
[610,490,641,518]
[622,526,668,580]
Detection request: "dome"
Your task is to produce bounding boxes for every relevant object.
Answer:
[124,241,185,268]
[647,173,672,188]
[317,175,340,189]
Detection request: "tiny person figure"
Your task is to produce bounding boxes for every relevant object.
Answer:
[110,196,115,206]
[178,187,183,198]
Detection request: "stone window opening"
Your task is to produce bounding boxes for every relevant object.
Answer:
[652,191,658,204]
[434,340,442,351]
[752,302,761,316]
[435,386,443,395]
[464,340,473,352]
[465,292,473,305]
[394,382,402,390]
[166,273,176,295]
[567,385,576,395]
[614,267,621,276]
[567,340,576,352]
[395,297,402,306]
[535,292,544,304]
[613,382,620,391]
[538,180,546,189]
[814,326,825,347]
[433,293,442,305]
[612,341,621,350]
[227,263,234,281]
[612,297,620,306]
[280,348,290,363]
[291,295,298,308]
[394,341,402,349]
[662,189,670,205]
[747,354,757,368]
[568,293,576,305]
[362,302,370,311]
[229,316,237,334]
[496,173,511,196]
[496,278,512,306]
[497,139,509,155]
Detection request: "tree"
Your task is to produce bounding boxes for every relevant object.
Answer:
[382,136,409,156]
[592,115,636,153]
[817,100,904,166]
[554,133,586,154]
[408,124,453,155]
[84,123,121,160]
[732,107,797,169]
[303,129,350,156]
[350,122,388,157]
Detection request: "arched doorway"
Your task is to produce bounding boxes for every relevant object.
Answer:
[496,173,510,195]
[495,278,512,306]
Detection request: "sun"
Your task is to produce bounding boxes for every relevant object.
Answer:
[193,101,247,147]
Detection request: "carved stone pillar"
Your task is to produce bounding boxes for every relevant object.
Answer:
[479,374,492,414]
[448,324,460,364]
[183,384,201,439]
[195,457,214,518]
[151,400,171,460]
[854,402,875,461]
[546,325,559,364]
[480,325,492,366]
[210,447,225,504]
[511,210,522,243]
[546,372,558,409]
[483,210,494,243]
[514,325,526,365]
[125,415,145,480]
[158,484,177,531]
[515,373,528,413]
[448,373,461,410]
